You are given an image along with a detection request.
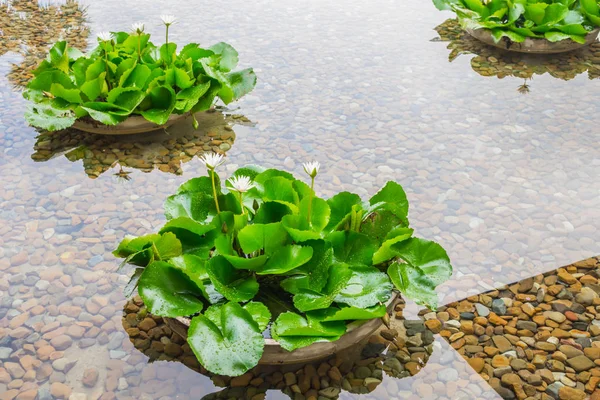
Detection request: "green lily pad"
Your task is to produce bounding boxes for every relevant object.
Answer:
[168,254,223,304]
[206,256,259,302]
[328,230,378,266]
[293,263,353,312]
[256,245,313,275]
[237,222,289,254]
[334,266,393,309]
[188,302,264,376]
[308,304,387,322]
[137,261,205,317]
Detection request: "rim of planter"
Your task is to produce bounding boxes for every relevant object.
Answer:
[72,113,190,135]
[164,292,401,366]
[465,27,600,54]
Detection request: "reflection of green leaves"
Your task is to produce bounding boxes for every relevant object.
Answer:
[24,35,256,131]
[188,302,264,376]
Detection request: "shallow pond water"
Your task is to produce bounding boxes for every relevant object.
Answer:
[0,0,598,398]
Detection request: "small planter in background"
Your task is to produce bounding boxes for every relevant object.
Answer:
[466,27,600,54]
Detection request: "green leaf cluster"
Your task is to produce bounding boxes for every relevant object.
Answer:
[434,0,600,43]
[114,166,453,376]
[23,33,256,131]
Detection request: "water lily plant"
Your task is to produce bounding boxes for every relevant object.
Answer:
[434,0,600,44]
[113,156,453,376]
[23,15,257,131]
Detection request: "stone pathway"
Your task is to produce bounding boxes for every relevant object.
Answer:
[433,257,600,400]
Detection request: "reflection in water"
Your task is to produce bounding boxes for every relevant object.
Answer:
[516,79,530,95]
[433,19,600,92]
[122,297,433,399]
[0,0,89,89]
[31,109,253,179]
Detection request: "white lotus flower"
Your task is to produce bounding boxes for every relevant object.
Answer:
[303,161,320,178]
[228,175,255,193]
[199,152,225,170]
[160,14,177,25]
[131,22,145,34]
[97,32,112,42]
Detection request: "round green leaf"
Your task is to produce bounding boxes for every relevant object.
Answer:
[324,192,362,232]
[138,261,205,317]
[308,304,387,322]
[293,263,353,312]
[244,301,271,332]
[334,266,392,309]
[328,231,378,266]
[206,256,259,302]
[256,245,313,275]
[188,302,264,376]
[391,238,453,285]
[237,222,288,255]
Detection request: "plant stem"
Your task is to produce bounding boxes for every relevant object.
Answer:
[210,169,221,213]
[307,176,314,226]
[137,34,141,61]
[103,50,111,91]
[165,25,169,46]
[239,192,245,215]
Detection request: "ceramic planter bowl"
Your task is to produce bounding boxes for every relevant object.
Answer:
[466,28,600,54]
[72,113,190,135]
[165,293,401,366]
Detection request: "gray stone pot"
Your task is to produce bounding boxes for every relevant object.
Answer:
[466,28,600,54]
[165,293,400,366]
[72,113,190,135]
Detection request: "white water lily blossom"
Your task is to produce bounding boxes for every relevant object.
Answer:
[228,175,255,193]
[160,14,177,25]
[97,32,112,42]
[303,161,320,178]
[131,22,145,34]
[199,152,225,170]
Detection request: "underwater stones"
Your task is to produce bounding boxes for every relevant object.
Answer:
[82,368,99,388]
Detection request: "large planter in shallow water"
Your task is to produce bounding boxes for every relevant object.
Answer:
[466,28,600,54]
[72,113,190,135]
[164,293,400,366]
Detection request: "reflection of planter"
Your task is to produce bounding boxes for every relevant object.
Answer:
[165,293,400,366]
[466,28,600,54]
[72,113,190,135]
